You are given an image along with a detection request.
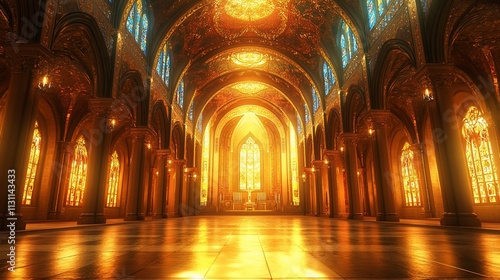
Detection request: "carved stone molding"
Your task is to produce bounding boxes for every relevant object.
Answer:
[156,149,171,159]
[366,110,395,130]
[339,133,360,146]
[3,44,52,73]
[415,64,459,89]
[88,98,114,118]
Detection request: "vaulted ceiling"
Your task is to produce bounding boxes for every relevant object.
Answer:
[147,0,364,132]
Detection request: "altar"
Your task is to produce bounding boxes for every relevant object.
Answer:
[244,201,256,211]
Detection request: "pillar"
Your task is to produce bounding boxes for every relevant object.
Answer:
[312,160,325,216]
[77,98,114,225]
[0,48,44,230]
[153,149,170,219]
[324,150,340,218]
[124,127,150,221]
[48,141,74,220]
[340,133,364,220]
[425,66,481,227]
[369,110,400,222]
[409,143,434,218]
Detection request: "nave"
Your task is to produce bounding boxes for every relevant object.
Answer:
[2,216,500,279]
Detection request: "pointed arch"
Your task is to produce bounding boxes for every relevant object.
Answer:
[52,12,112,97]
[151,101,170,150]
[117,70,149,126]
[343,85,366,133]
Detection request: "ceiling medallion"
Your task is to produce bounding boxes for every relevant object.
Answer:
[224,0,275,21]
[232,82,268,94]
[231,52,268,67]
[214,0,290,40]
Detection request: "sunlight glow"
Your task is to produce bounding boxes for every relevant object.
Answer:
[231,52,268,67]
[232,82,268,94]
[224,0,275,21]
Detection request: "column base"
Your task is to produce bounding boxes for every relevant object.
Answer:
[124,213,145,221]
[1,214,26,231]
[376,213,400,222]
[77,213,106,225]
[440,212,481,227]
[422,211,434,218]
[349,213,364,220]
[47,211,64,220]
[152,213,167,219]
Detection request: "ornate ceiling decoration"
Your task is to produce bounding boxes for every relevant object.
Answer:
[231,82,268,94]
[231,51,268,67]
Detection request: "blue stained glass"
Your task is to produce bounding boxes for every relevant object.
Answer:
[164,53,170,83]
[134,7,141,42]
[197,115,203,132]
[157,51,164,76]
[297,114,302,135]
[367,0,376,29]
[126,3,136,35]
[140,14,148,54]
[177,79,185,108]
[304,104,310,124]
[351,30,358,53]
[341,34,348,68]
[377,0,385,16]
[312,88,319,112]
[189,103,194,121]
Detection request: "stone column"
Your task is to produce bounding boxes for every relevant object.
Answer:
[312,160,325,216]
[153,149,170,219]
[410,143,434,218]
[302,167,315,215]
[369,110,400,222]
[167,160,186,217]
[424,66,481,227]
[77,98,114,225]
[48,141,74,220]
[0,47,44,230]
[340,133,364,220]
[324,150,340,218]
[124,127,150,221]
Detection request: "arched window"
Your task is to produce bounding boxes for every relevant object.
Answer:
[304,104,310,124]
[197,114,203,132]
[366,0,392,29]
[297,114,302,135]
[240,137,261,190]
[176,78,185,108]
[66,136,88,206]
[323,61,335,95]
[339,21,358,69]
[189,102,194,121]
[312,88,320,112]
[156,43,171,86]
[106,151,120,208]
[462,106,499,204]
[126,0,148,54]
[23,121,41,205]
[400,142,421,207]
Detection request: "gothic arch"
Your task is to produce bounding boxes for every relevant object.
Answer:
[117,70,149,127]
[52,12,112,98]
[343,85,366,133]
[151,101,170,150]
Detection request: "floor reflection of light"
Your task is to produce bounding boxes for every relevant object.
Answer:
[172,271,204,279]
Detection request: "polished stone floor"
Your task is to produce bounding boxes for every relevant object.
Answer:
[1,216,500,279]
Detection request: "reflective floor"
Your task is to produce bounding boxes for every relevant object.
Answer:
[1,216,500,279]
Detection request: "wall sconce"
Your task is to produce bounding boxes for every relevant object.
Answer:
[302,173,306,182]
[193,173,197,182]
[423,88,434,101]
[147,143,151,150]
[368,128,375,136]
[339,146,344,153]
[38,75,51,90]
[155,171,159,176]
[323,158,329,165]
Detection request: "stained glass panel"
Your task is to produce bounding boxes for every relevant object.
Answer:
[66,136,88,206]
[140,14,148,54]
[462,106,499,204]
[240,137,261,190]
[401,142,421,207]
[367,0,376,29]
[106,151,120,207]
[177,78,185,108]
[23,122,41,205]
[126,3,136,35]
[297,114,302,135]
[341,34,348,68]
[312,88,319,112]
[189,103,194,121]
[304,104,310,124]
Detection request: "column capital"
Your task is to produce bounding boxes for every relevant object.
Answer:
[156,149,171,159]
[88,98,115,118]
[172,159,187,167]
[339,133,360,146]
[323,149,340,159]
[415,63,459,88]
[311,160,326,168]
[365,110,396,130]
[128,127,154,140]
[4,43,52,73]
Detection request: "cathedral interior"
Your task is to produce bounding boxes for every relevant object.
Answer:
[1,0,500,278]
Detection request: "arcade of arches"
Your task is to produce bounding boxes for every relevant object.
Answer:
[1,0,500,231]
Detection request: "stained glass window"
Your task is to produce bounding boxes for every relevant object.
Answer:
[23,122,41,205]
[156,43,171,87]
[340,21,358,69]
[304,104,310,124]
[401,142,421,207]
[106,151,120,208]
[66,136,88,206]
[126,0,148,54]
[290,126,300,205]
[323,61,335,95]
[189,103,194,121]
[367,0,392,30]
[240,137,261,190]
[201,131,210,206]
[462,106,499,204]
[297,114,302,135]
[197,114,203,132]
[177,78,185,108]
[312,88,320,112]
